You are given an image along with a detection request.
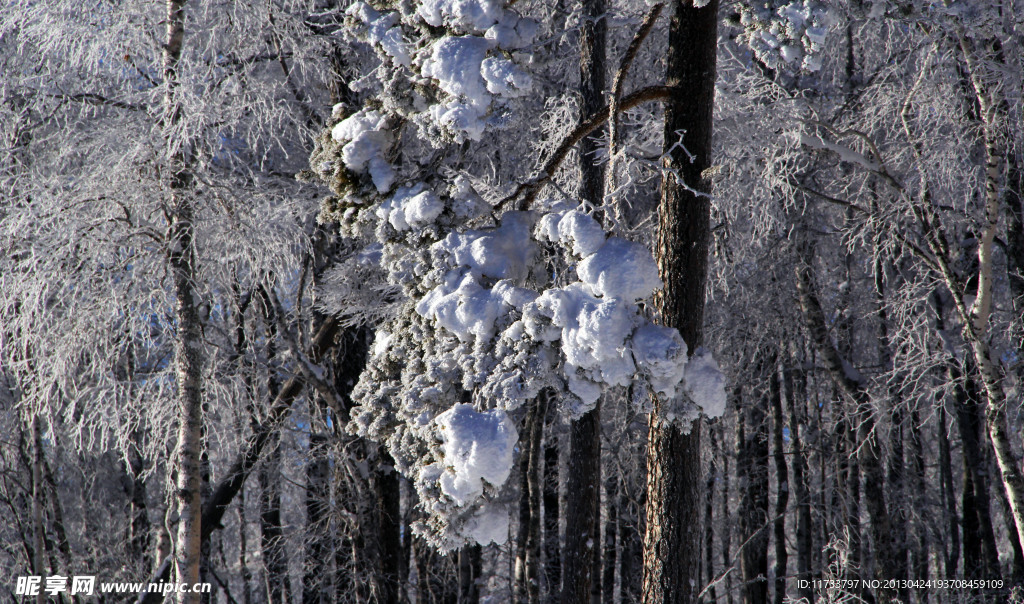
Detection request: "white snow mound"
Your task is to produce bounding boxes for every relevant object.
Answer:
[435,404,518,506]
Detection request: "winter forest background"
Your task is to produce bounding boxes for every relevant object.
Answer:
[2,0,1024,603]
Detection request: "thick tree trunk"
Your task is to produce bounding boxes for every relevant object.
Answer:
[950,363,1001,580]
[642,1,717,602]
[563,0,605,599]
[564,407,601,604]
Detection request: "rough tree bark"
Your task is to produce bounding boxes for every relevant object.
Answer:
[562,0,605,599]
[642,0,717,602]
[516,393,545,604]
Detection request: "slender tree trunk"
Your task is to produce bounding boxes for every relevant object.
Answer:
[31,416,46,604]
[124,446,151,570]
[543,408,561,599]
[620,474,642,604]
[770,369,789,604]
[458,544,482,604]
[784,356,812,603]
[304,433,331,604]
[909,409,929,604]
[795,258,897,603]
[163,1,204,600]
[643,1,717,602]
[238,486,252,604]
[603,471,618,604]
[373,448,403,602]
[936,404,959,579]
[517,395,545,604]
[704,451,715,604]
[720,430,734,604]
[738,381,769,604]
[872,254,909,602]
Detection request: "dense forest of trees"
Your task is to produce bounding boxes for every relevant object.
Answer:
[2,0,1023,603]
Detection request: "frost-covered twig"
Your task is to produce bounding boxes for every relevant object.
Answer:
[495,85,679,212]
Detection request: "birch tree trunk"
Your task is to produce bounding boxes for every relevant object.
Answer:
[770,369,789,604]
[643,1,717,602]
[956,33,1024,552]
[162,0,204,600]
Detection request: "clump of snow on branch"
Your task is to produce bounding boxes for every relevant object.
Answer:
[344,0,534,143]
[737,1,834,73]
[310,0,726,551]
[434,404,518,508]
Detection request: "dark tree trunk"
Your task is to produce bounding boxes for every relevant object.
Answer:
[564,406,602,604]
[303,434,331,604]
[603,472,618,604]
[375,450,403,602]
[721,431,734,604]
[704,461,714,604]
[642,1,717,602]
[620,474,642,604]
[458,544,482,604]
[909,409,929,604]
[796,258,898,603]
[123,443,151,572]
[260,443,290,604]
[414,538,457,604]
[516,395,544,604]
[543,407,562,599]
[563,0,605,599]
[950,363,1001,581]
[937,405,960,579]
[737,383,769,604]
[873,254,909,602]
